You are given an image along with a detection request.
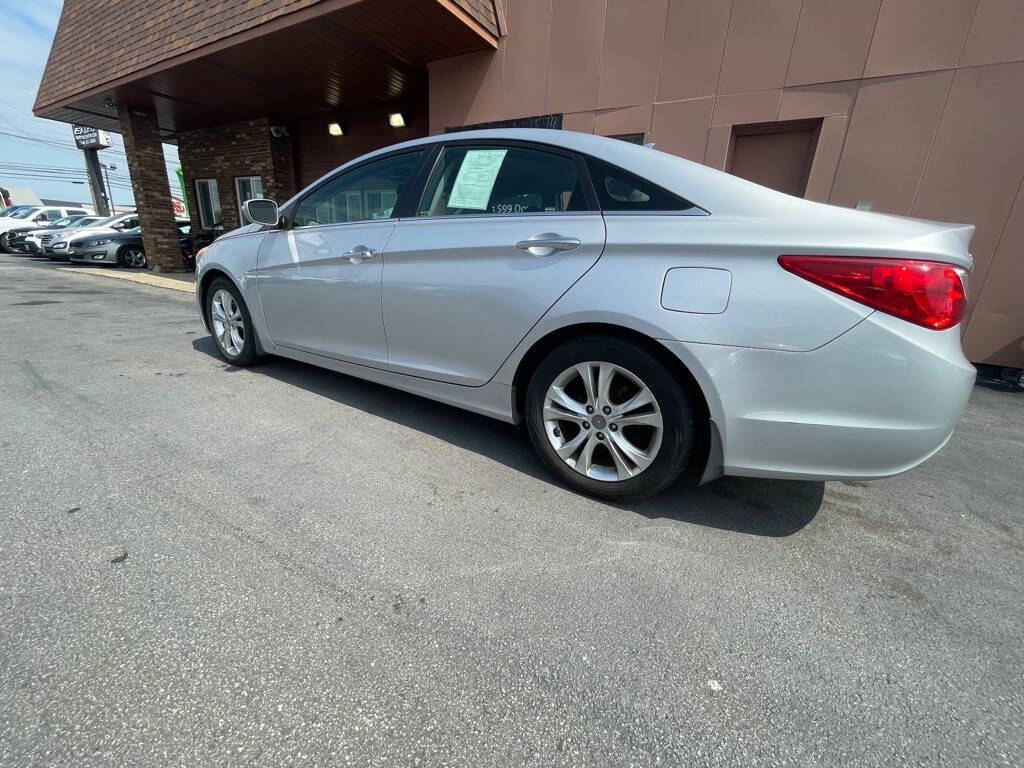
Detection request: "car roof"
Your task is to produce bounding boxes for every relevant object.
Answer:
[286,127,815,218]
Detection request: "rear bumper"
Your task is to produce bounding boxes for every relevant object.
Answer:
[662,313,975,481]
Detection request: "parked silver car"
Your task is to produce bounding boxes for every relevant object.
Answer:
[67,218,190,267]
[194,129,975,499]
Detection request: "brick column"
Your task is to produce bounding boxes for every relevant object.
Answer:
[118,106,182,272]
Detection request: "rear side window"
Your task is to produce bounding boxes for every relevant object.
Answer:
[586,157,702,213]
[418,145,590,216]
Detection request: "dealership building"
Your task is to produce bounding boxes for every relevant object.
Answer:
[33,0,1024,368]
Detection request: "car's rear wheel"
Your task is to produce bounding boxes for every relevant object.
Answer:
[118,246,146,269]
[525,336,696,499]
[206,278,259,366]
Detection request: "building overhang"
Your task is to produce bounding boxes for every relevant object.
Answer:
[33,0,498,142]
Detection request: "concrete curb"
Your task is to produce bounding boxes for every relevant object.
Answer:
[56,267,195,294]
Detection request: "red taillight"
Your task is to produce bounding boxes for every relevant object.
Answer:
[778,255,967,330]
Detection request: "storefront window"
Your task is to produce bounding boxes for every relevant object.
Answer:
[195,179,222,229]
[235,176,264,224]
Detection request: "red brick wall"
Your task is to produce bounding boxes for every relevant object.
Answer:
[118,106,183,272]
[178,119,297,233]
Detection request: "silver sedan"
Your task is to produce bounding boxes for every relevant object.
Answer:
[193,129,975,499]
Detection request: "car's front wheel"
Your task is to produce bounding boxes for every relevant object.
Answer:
[118,245,146,269]
[206,278,259,366]
[525,336,696,499]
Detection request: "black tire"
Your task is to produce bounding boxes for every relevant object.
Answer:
[205,277,260,366]
[118,245,146,269]
[525,336,696,500]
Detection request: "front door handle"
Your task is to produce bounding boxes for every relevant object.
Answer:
[514,233,582,257]
[343,245,378,264]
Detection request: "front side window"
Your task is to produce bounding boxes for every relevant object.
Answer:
[294,151,424,228]
[418,145,589,217]
[234,176,264,224]
[586,157,702,213]
[195,179,223,229]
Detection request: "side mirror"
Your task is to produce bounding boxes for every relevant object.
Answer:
[243,198,280,227]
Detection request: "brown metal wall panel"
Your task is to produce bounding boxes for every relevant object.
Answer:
[804,115,849,202]
[863,0,978,77]
[911,61,1024,316]
[717,0,803,95]
[785,0,881,86]
[594,104,654,140]
[778,80,859,121]
[650,97,715,162]
[544,0,607,114]
[428,49,504,132]
[500,0,553,119]
[656,0,732,103]
[829,71,954,215]
[596,0,668,110]
[959,0,1024,67]
[711,90,782,127]
[961,180,1024,367]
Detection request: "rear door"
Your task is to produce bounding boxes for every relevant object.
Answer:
[381,142,605,386]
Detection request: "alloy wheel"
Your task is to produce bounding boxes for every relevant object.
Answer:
[543,361,664,482]
[210,289,245,357]
[123,247,146,268]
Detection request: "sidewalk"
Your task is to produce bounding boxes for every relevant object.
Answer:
[56,267,196,294]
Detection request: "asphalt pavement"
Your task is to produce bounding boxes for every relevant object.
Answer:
[1,254,1021,767]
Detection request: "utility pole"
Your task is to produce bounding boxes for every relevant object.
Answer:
[82,148,110,216]
[101,162,116,213]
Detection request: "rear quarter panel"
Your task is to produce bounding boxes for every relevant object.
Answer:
[493,214,875,375]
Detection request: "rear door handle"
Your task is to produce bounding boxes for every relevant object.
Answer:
[343,245,378,263]
[515,233,582,257]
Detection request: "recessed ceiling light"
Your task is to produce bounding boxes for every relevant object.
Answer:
[388,112,406,128]
[328,122,344,136]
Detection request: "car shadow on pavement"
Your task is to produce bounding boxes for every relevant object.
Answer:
[193,338,823,537]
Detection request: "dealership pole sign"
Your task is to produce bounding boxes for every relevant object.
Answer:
[72,124,112,150]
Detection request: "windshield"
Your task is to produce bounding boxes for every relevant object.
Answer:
[11,207,40,219]
[52,217,79,228]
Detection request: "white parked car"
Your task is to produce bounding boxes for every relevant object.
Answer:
[194,129,975,499]
[0,205,92,237]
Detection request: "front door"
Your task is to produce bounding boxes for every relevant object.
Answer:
[257,150,424,367]
[382,143,605,386]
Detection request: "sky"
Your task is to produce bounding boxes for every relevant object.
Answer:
[0,1,182,208]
